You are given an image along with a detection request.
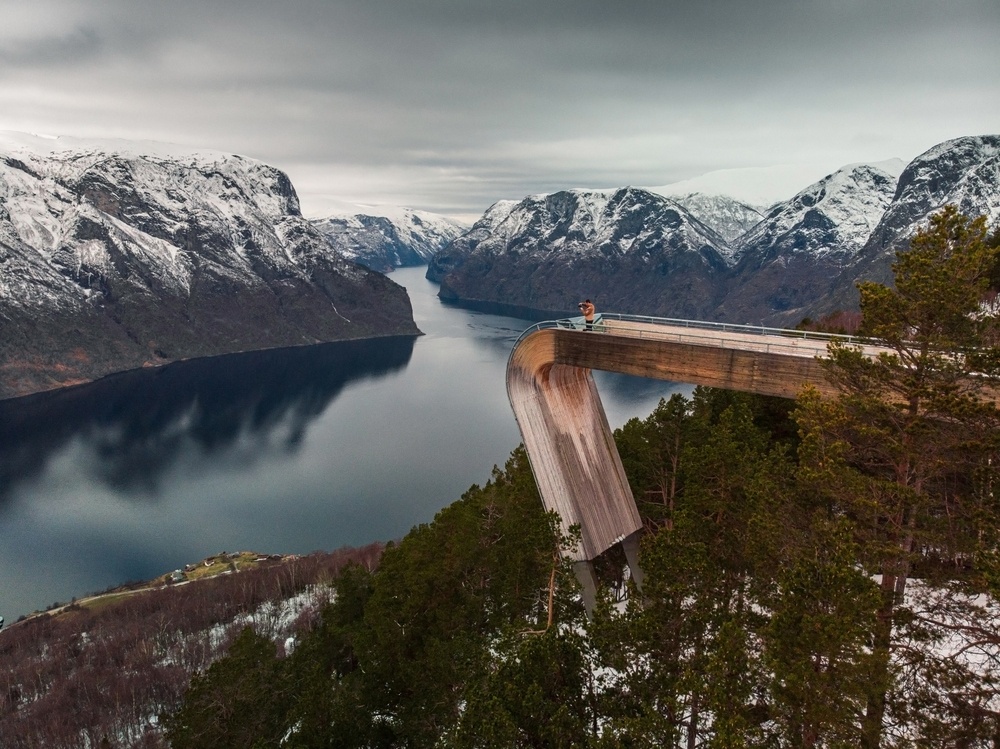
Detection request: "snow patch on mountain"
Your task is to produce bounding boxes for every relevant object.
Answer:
[311,207,466,271]
[472,187,732,263]
[668,193,765,243]
[733,163,900,263]
[843,157,907,179]
[0,132,417,398]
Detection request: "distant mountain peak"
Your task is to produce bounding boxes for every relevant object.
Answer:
[311,207,466,272]
[668,192,765,243]
[735,161,901,264]
[860,135,1000,264]
[425,135,999,327]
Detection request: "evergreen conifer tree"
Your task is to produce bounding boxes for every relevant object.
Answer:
[796,206,1000,746]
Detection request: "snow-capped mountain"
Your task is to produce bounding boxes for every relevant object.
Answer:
[425,199,519,283]
[852,135,1000,287]
[734,164,900,263]
[428,187,733,320]
[715,163,901,323]
[669,193,765,243]
[0,133,418,399]
[427,137,999,327]
[311,207,466,272]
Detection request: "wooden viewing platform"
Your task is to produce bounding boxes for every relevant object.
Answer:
[506,313,886,608]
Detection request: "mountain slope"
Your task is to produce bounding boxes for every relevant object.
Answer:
[426,138,998,327]
[669,192,765,243]
[429,187,733,319]
[311,208,466,272]
[424,199,518,284]
[718,163,900,323]
[844,135,1000,294]
[0,133,419,399]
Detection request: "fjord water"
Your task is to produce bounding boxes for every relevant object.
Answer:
[0,267,686,622]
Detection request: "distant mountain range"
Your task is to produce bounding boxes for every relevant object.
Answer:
[427,135,1000,325]
[426,187,733,320]
[311,208,466,272]
[0,134,419,399]
[3,131,997,399]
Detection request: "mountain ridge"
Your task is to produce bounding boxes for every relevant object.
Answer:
[428,135,1000,326]
[431,187,733,320]
[0,135,419,399]
[311,208,466,272]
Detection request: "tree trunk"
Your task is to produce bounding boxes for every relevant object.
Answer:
[861,569,897,749]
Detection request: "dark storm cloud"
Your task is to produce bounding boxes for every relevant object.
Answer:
[0,0,997,217]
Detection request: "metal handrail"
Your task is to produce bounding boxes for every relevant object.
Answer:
[510,312,867,356]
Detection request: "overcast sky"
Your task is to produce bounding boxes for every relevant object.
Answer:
[1,0,997,220]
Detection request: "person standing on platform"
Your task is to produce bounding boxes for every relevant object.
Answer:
[578,299,596,331]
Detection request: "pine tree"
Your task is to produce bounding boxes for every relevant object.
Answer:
[282,564,376,749]
[763,517,880,748]
[595,393,797,747]
[454,629,596,749]
[162,627,290,749]
[333,447,568,746]
[796,206,1000,746]
[615,394,689,530]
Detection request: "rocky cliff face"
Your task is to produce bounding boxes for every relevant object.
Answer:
[311,208,466,272]
[428,135,1000,327]
[429,187,733,319]
[425,200,518,283]
[717,163,900,323]
[0,133,419,399]
[843,135,1000,298]
[670,192,765,243]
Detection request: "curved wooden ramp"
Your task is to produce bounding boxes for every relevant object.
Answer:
[506,314,874,608]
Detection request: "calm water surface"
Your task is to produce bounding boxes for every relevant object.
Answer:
[0,268,687,622]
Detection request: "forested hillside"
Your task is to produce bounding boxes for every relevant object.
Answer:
[4,209,1000,747]
[0,546,385,748]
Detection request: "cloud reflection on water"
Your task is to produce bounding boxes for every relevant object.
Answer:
[0,336,416,505]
